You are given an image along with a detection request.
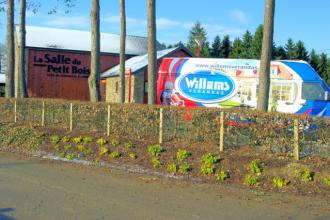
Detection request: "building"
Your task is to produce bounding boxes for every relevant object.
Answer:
[15,26,164,100]
[101,45,193,103]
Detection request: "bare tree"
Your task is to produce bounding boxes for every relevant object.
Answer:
[5,0,14,98]
[147,0,156,104]
[89,0,101,102]
[119,0,126,103]
[17,0,28,98]
[257,0,275,111]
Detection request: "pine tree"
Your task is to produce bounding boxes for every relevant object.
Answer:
[285,38,296,60]
[309,49,319,71]
[251,25,263,59]
[273,45,287,60]
[210,35,221,58]
[294,40,308,61]
[229,38,244,58]
[187,21,209,57]
[242,30,253,58]
[220,35,231,58]
[317,53,328,82]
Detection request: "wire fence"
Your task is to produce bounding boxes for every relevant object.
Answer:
[0,98,329,158]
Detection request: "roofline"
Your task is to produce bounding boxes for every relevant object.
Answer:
[101,45,194,79]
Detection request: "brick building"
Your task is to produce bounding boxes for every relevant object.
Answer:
[14,26,164,100]
[101,45,193,103]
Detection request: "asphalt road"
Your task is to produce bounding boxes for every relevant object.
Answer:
[0,152,329,220]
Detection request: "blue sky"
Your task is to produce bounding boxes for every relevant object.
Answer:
[0,0,330,54]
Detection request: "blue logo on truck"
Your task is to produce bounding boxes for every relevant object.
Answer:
[175,70,238,103]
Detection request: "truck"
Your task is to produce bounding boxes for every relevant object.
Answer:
[157,58,330,117]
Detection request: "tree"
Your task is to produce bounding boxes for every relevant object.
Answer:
[210,35,221,58]
[220,35,231,58]
[119,0,126,103]
[257,0,275,112]
[285,38,296,60]
[17,0,28,98]
[317,53,328,82]
[242,30,253,58]
[187,21,209,57]
[251,25,263,59]
[273,45,287,60]
[229,38,244,58]
[294,40,308,61]
[309,49,319,71]
[89,0,101,102]
[5,0,14,98]
[147,0,157,104]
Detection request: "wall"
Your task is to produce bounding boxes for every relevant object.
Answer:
[26,48,127,101]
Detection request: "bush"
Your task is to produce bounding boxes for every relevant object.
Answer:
[61,135,70,143]
[244,174,260,186]
[110,151,121,158]
[215,170,230,181]
[148,144,164,157]
[73,136,83,144]
[124,142,134,149]
[201,153,220,166]
[296,169,313,182]
[83,136,93,144]
[176,149,191,162]
[273,177,289,188]
[179,162,191,173]
[129,153,137,160]
[99,146,109,156]
[249,159,263,174]
[97,138,107,146]
[152,158,161,168]
[167,163,177,173]
[50,135,60,144]
[111,139,119,147]
[200,164,215,175]
[324,176,330,187]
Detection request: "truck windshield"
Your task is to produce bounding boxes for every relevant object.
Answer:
[302,83,326,100]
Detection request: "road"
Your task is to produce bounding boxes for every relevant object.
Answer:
[0,152,329,220]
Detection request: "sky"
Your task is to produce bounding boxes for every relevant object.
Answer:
[0,0,330,54]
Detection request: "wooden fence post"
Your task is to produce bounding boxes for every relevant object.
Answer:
[219,111,225,152]
[293,118,300,160]
[107,104,111,136]
[14,100,17,123]
[70,103,73,131]
[41,101,45,127]
[159,108,163,144]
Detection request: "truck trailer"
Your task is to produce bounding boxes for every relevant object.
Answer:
[157,58,330,117]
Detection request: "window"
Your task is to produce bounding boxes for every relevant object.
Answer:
[271,82,295,102]
[238,82,255,101]
[302,83,326,100]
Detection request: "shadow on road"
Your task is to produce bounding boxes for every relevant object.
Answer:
[0,208,16,220]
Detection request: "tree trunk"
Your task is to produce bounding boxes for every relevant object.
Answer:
[89,0,101,102]
[119,0,126,103]
[257,0,275,111]
[5,0,14,98]
[18,0,28,98]
[147,0,157,104]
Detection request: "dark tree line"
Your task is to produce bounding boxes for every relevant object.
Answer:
[167,23,330,86]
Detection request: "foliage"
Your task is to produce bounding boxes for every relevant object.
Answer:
[244,174,260,186]
[167,163,177,173]
[110,151,121,159]
[111,139,119,147]
[296,169,314,182]
[200,164,215,175]
[201,153,220,166]
[83,136,93,144]
[186,21,209,57]
[129,153,137,160]
[215,170,230,182]
[99,146,109,156]
[66,154,75,160]
[64,145,72,151]
[179,162,191,173]
[59,151,67,158]
[151,158,161,168]
[272,177,289,188]
[50,135,61,144]
[176,149,191,162]
[124,141,134,149]
[323,176,330,187]
[148,144,164,157]
[73,136,83,144]
[249,159,264,174]
[53,145,61,152]
[61,135,70,143]
[97,138,107,145]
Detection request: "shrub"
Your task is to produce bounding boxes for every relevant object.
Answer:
[200,164,215,175]
[111,139,119,147]
[84,147,94,156]
[273,177,289,188]
[249,159,263,174]
[66,154,75,160]
[148,144,164,157]
[83,136,93,144]
[296,169,313,182]
[59,151,67,158]
[73,136,83,144]
[50,135,61,144]
[61,135,71,143]
[323,176,330,187]
[97,138,107,146]
[215,170,230,182]
[244,174,260,186]
[179,162,191,173]
[201,153,220,166]
[64,145,72,151]
[176,149,191,162]
[124,142,134,149]
[76,145,86,152]
[129,153,137,160]
[110,151,121,158]
[99,146,109,156]
[53,145,61,152]
[167,163,177,173]
[151,158,161,168]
